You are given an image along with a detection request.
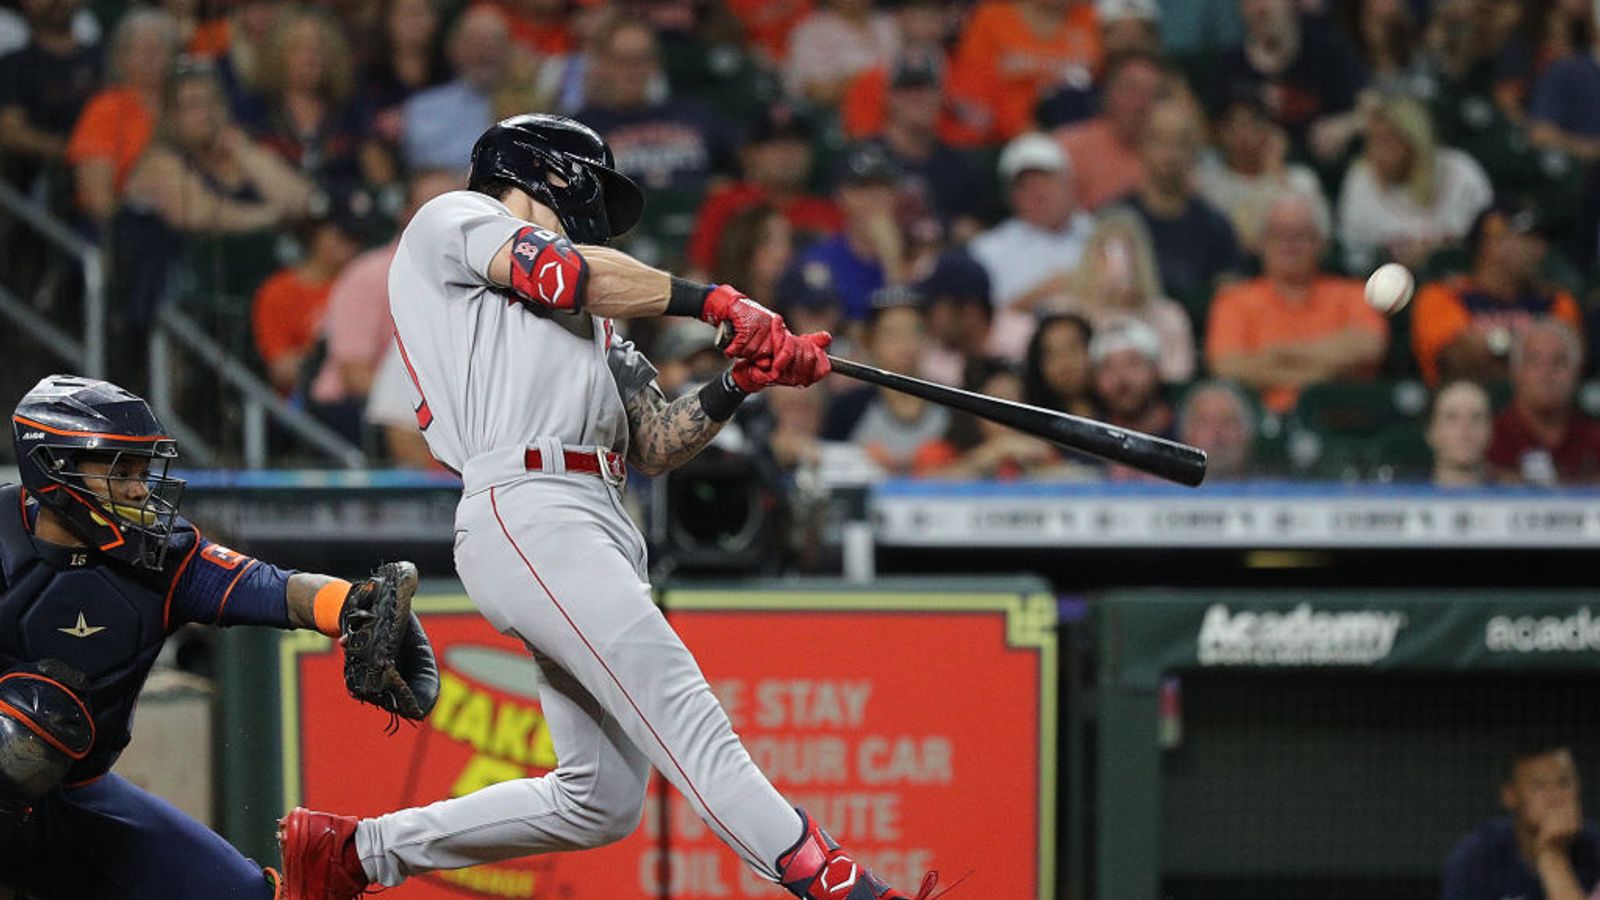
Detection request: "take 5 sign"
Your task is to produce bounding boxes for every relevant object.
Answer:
[280,584,1057,899]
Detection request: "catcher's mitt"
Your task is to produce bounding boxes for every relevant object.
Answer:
[341,561,439,724]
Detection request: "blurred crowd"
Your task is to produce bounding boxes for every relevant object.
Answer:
[5,0,1600,486]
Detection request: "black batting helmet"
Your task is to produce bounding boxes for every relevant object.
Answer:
[467,114,644,246]
[12,375,184,570]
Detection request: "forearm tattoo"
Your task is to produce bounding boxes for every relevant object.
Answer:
[625,383,727,476]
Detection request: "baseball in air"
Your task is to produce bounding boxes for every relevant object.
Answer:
[1365,263,1415,315]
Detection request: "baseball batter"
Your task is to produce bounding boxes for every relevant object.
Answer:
[278,115,937,900]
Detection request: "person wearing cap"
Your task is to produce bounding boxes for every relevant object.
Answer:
[1051,49,1166,210]
[651,321,728,398]
[838,0,953,138]
[851,50,992,239]
[251,186,374,396]
[782,0,898,105]
[1090,317,1174,448]
[1114,95,1243,325]
[1412,201,1585,387]
[944,0,1102,146]
[1035,0,1162,130]
[791,142,910,322]
[1206,190,1388,414]
[968,132,1094,359]
[686,103,842,279]
[918,250,996,386]
[774,259,851,358]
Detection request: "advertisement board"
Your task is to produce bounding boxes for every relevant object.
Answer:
[281,582,1056,899]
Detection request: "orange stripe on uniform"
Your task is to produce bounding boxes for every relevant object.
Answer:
[214,559,259,623]
[161,526,202,631]
[12,415,172,443]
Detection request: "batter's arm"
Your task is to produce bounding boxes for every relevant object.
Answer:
[486,238,674,319]
[623,380,728,477]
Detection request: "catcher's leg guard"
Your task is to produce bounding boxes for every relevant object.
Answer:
[775,808,939,900]
[278,807,369,900]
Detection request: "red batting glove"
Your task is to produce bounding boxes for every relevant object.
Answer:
[772,332,832,387]
[730,332,833,392]
[701,284,785,363]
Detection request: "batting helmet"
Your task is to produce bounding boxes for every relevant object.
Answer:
[467,114,644,246]
[11,375,184,571]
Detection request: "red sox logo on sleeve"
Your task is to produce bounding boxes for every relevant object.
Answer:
[509,226,587,312]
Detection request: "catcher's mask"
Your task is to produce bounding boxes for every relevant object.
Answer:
[467,114,644,246]
[12,375,185,571]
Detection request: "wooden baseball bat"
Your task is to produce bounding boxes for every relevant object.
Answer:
[717,325,1208,486]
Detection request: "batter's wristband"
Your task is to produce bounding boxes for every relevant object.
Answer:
[666,277,712,318]
[312,578,353,637]
[697,369,748,422]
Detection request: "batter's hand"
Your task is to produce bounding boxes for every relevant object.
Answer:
[731,332,833,391]
[701,285,786,363]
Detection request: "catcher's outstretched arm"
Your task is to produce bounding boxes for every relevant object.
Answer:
[285,573,351,634]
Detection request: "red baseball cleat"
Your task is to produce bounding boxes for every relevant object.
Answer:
[278,807,370,900]
[776,808,943,900]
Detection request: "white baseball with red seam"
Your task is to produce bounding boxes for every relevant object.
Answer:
[1365,262,1415,315]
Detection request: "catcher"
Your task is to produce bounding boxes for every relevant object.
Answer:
[0,375,438,899]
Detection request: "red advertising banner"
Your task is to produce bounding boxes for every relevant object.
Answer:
[281,584,1056,899]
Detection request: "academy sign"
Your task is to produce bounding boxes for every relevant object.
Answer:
[1485,607,1600,653]
[1197,603,1407,666]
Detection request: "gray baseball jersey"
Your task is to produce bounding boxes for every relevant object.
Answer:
[387,190,659,474]
[361,188,806,891]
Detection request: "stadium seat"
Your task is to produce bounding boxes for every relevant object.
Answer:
[1287,380,1429,478]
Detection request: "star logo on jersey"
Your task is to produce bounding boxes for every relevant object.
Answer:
[58,612,106,638]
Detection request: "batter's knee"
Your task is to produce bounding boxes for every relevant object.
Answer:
[558,773,646,849]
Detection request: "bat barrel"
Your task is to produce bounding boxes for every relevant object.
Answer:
[829,357,1207,486]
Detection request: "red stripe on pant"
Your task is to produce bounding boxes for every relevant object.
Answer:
[488,486,765,867]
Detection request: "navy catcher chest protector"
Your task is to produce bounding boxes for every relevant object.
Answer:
[467,114,645,246]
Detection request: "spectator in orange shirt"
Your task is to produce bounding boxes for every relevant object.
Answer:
[1206,190,1388,413]
[1053,49,1166,210]
[1489,318,1600,485]
[1412,201,1584,387]
[685,103,841,280]
[252,189,371,394]
[946,0,1102,146]
[67,9,178,227]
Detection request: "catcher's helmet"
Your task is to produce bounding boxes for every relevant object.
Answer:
[467,114,644,246]
[12,375,184,570]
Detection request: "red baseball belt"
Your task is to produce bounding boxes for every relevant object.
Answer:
[523,447,628,484]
